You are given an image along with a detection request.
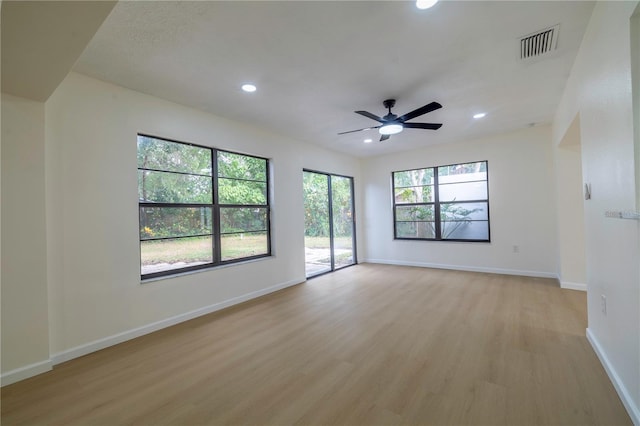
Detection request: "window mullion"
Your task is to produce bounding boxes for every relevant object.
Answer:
[138,167,212,178]
[434,168,442,240]
[266,159,272,257]
[212,149,221,264]
[139,202,211,208]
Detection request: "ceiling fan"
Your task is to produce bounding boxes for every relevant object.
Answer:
[338,99,443,141]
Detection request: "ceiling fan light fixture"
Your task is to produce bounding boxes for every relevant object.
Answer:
[241,83,257,93]
[379,124,403,135]
[416,0,438,10]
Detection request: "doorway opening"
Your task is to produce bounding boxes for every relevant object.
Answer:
[303,170,357,278]
[556,114,587,290]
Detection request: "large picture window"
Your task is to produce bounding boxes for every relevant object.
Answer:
[138,135,270,279]
[393,161,489,241]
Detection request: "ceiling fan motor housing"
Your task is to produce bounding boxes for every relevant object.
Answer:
[383,99,398,121]
[383,99,396,109]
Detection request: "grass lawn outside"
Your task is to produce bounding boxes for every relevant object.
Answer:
[141,233,268,274]
[141,234,354,275]
[141,236,213,266]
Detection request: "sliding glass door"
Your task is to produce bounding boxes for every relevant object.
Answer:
[330,175,356,269]
[303,170,356,278]
[303,171,332,276]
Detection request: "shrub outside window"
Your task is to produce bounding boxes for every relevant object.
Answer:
[393,161,489,241]
[138,134,270,279]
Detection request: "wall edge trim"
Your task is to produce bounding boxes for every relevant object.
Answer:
[50,278,304,366]
[362,258,557,278]
[1,359,53,387]
[560,281,588,291]
[586,328,640,425]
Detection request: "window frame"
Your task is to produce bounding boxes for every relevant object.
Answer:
[138,134,271,280]
[392,161,490,242]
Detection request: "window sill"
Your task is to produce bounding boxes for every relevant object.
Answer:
[140,255,274,284]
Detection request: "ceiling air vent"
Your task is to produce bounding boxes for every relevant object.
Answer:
[520,25,559,59]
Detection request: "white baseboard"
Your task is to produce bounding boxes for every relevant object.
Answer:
[1,359,52,387]
[560,281,587,291]
[50,278,304,365]
[362,258,557,279]
[586,328,640,425]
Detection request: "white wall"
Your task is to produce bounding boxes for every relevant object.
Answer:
[553,2,640,422]
[1,5,3,388]
[1,94,51,380]
[0,71,363,380]
[633,8,640,208]
[361,125,557,277]
[555,115,587,289]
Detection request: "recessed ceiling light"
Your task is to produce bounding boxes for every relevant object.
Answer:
[416,0,438,10]
[241,84,257,93]
[364,138,373,143]
[473,113,487,119]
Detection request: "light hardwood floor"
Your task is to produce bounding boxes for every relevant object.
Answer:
[1,264,631,425]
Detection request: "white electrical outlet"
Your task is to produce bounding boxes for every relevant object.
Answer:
[601,294,607,315]
[512,245,519,253]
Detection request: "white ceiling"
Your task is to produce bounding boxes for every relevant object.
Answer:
[74,1,595,158]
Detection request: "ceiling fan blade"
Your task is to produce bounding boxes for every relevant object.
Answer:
[397,102,442,123]
[380,134,390,142]
[403,122,443,130]
[337,125,381,135]
[355,110,385,123]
